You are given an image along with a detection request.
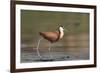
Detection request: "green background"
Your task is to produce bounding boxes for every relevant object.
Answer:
[21,10,89,44]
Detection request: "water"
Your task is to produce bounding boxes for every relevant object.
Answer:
[21,47,89,63]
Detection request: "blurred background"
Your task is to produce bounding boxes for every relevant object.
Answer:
[21,10,89,63]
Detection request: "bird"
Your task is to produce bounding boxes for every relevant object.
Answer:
[36,26,64,60]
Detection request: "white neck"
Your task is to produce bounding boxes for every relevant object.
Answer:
[59,28,64,39]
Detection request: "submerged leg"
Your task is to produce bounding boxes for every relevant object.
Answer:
[36,38,43,59]
[48,42,53,59]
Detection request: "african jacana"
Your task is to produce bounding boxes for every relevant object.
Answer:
[36,26,64,60]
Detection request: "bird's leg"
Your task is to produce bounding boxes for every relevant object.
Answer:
[36,38,43,59]
[48,42,53,59]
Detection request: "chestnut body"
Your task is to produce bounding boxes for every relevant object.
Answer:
[39,31,60,43]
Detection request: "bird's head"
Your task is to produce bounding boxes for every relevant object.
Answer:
[59,25,67,32]
[59,26,64,31]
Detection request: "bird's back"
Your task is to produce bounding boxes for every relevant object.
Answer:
[39,31,59,43]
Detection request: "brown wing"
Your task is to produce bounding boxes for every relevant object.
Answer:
[39,31,59,43]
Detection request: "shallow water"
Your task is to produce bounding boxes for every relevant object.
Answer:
[21,48,89,63]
